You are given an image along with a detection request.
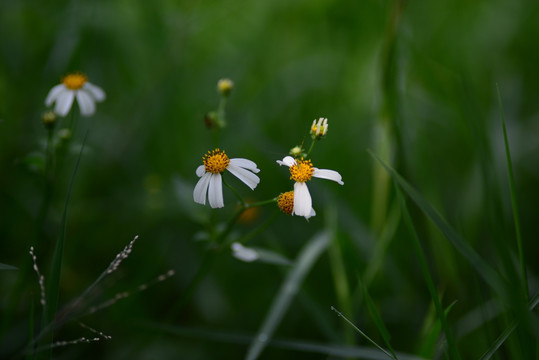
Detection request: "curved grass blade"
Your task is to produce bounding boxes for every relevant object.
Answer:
[143,322,428,360]
[333,299,398,359]
[0,262,18,271]
[368,150,506,298]
[42,130,88,358]
[245,232,329,360]
[496,83,527,298]
[397,185,460,359]
[478,291,539,360]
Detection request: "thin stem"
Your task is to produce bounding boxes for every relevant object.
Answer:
[305,138,316,158]
[222,177,245,207]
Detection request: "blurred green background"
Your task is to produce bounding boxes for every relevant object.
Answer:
[1,0,538,359]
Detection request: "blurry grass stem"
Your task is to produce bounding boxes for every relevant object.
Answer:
[496,84,527,298]
[395,185,460,359]
[41,130,88,359]
[245,232,329,360]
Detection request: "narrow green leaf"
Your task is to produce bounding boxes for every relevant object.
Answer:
[496,83,528,298]
[43,130,88,357]
[369,150,506,298]
[0,262,18,270]
[396,185,460,359]
[145,322,428,360]
[245,232,329,360]
[479,291,539,360]
[361,282,399,359]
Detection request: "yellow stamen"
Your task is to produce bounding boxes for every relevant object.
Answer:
[62,73,88,90]
[290,158,314,183]
[277,191,294,215]
[203,148,230,174]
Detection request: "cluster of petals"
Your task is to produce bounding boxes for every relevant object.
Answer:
[45,75,106,117]
[277,156,343,218]
[193,156,260,208]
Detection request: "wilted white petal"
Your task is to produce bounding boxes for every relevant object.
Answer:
[227,164,260,190]
[55,90,75,117]
[229,158,260,173]
[45,84,65,106]
[196,165,206,177]
[193,172,212,205]
[231,242,259,262]
[83,82,106,101]
[208,173,224,208]
[276,156,296,167]
[313,168,344,185]
[293,182,312,217]
[76,90,96,116]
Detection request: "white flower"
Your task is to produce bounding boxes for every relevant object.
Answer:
[277,191,316,220]
[194,149,260,208]
[231,242,259,262]
[45,73,105,117]
[277,156,343,217]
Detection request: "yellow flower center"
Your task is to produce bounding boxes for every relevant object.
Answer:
[277,191,294,215]
[203,149,230,174]
[62,73,88,90]
[290,158,314,183]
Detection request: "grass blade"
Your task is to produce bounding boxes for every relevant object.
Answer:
[245,231,329,360]
[478,291,539,360]
[496,83,528,298]
[0,262,18,270]
[396,185,460,359]
[368,150,506,298]
[42,131,88,357]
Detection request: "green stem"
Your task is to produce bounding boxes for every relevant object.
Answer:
[305,139,316,158]
[223,178,245,207]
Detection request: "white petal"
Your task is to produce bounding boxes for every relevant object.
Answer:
[227,164,260,190]
[229,158,260,173]
[293,182,312,217]
[76,90,96,116]
[208,173,224,208]
[196,165,206,177]
[313,168,344,185]
[231,242,259,262]
[45,84,65,106]
[83,82,106,102]
[193,172,212,205]
[54,90,75,117]
[276,156,296,167]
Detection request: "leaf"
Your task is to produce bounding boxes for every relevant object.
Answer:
[0,262,18,271]
[245,232,329,360]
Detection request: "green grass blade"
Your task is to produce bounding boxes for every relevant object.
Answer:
[360,283,399,359]
[369,150,506,297]
[144,322,428,360]
[42,131,88,356]
[0,262,18,270]
[245,231,329,360]
[396,185,460,359]
[478,291,539,360]
[331,306,397,360]
[496,83,528,298]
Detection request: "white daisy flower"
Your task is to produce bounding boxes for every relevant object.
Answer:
[277,156,343,217]
[277,191,316,220]
[193,148,260,208]
[45,73,106,117]
[310,117,328,138]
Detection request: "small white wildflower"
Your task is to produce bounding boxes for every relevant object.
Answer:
[194,148,260,208]
[45,72,105,117]
[277,156,343,217]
